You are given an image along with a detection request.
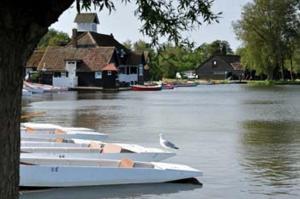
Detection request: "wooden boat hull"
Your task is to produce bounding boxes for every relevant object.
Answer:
[132,85,162,91]
[20,158,201,187]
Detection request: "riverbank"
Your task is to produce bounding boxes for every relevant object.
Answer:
[162,78,300,86]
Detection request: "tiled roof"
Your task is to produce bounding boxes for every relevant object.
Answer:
[126,52,144,65]
[26,49,45,68]
[220,55,240,65]
[37,46,115,72]
[198,55,243,71]
[230,62,243,70]
[74,13,99,24]
[102,63,118,71]
[89,32,129,52]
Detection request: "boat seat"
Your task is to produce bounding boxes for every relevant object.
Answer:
[102,144,122,153]
[25,127,35,133]
[55,129,65,134]
[55,138,65,143]
[118,159,135,168]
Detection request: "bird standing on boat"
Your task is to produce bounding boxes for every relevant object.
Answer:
[159,133,179,150]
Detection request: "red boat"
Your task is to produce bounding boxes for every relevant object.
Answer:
[162,83,175,89]
[131,84,162,91]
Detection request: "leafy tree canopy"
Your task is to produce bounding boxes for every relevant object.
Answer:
[233,0,300,79]
[123,39,234,79]
[38,28,71,49]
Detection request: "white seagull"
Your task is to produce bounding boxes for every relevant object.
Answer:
[159,133,179,150]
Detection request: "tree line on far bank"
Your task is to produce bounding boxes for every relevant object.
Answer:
[233,0,300,80]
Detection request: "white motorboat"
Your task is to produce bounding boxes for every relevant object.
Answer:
[21,123,107,140]
[21,138,175,162]
[22,89,32,96]
[20,157,202,187]
[23,81,44,94]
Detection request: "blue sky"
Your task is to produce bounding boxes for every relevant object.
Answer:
[51,0,251,50]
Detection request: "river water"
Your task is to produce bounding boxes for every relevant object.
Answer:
[20,85,300,199]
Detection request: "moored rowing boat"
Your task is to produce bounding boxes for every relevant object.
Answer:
[20,157,202,187]
[132,84,162,91]
[21,138,175,162]
[21,123,107,140]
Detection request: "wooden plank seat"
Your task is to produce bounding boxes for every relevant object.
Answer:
[102,144,122,153]
[118,159,135,168]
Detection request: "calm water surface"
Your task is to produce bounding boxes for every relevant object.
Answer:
[20,85,300,199]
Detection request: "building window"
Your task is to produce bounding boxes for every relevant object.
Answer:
[139,65,143,76]
[119,67,125,74]
[95,71,102,79]
[213,60,217,66]
[131,67,137,74]
[107,71,112,76]
[54,72,61,77]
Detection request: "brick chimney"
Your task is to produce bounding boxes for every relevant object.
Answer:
[71,28,78,48]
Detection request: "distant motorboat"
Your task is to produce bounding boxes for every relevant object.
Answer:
[20,157,202,187]
[132,84,162,91]
[23,81,67,93]
[23,81,44,94]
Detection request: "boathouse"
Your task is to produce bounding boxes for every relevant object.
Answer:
[196,55,244,80]
[26,13,148,89]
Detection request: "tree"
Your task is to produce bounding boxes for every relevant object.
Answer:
[38,28,71,49]
[0,0,218,198]
[206,40,233,56]
[123,40,133,50]
[233,0,300,80]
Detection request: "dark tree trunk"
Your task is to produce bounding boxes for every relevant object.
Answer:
[0,1,73,198]
[280,57,285,80]
[290,58,294,81]
[267,67,274,80]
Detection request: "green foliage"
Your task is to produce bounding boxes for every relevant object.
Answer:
[123,39,234,79]
[233,0,300,80]
[247,80,275,87]
[123,40,133,50]
[38,28,71,49]
[29,72,40,83]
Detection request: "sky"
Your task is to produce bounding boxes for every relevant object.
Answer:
[51,0,251,51]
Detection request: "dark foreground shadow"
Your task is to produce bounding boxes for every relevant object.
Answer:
[19,183,202,199]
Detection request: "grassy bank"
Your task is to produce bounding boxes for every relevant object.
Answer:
[162,78,300,86]
[247,80,300,86]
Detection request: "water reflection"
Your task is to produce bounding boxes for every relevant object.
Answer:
[20,183,201,199]
[240,120,300,196]
[70,111,121,131]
